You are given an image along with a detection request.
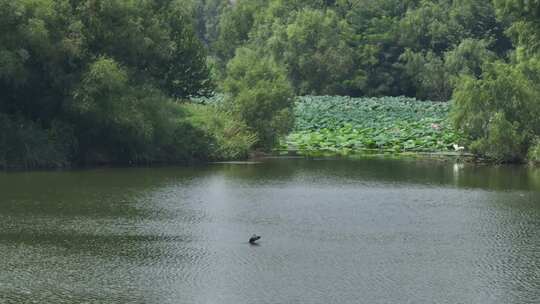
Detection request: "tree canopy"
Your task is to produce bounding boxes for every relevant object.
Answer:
[0,0,213,166]
[206,0,511,100]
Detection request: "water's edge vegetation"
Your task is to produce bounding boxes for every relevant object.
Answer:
[281,96,464,157]
[2,0,540,168]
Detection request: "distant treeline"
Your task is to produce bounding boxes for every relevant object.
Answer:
[194,0,511,101]
[191,0,540,163]
[2,0,540,167]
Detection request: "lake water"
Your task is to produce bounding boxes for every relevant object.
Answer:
[1,158,539,304]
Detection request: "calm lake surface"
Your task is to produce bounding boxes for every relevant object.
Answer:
[1,158,539,304]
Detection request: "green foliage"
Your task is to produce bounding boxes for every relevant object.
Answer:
[76,0,213,98]
[160,2,214,98]
[1,0,537,166]
[442,0,540,163]
[213,0,264,73]
[494,0,540,57]
[400,50,452,101]
[268,8,362,95]
[452,58,540,162]
[399,0,459,53]
[401,39,497,101]
[444,39,498,78]
[186,0,229,46]
[208,0,509,99]
[182,103,257,160]
[283,96,462,155]
[527,138,540,164]
[70,59,217,164]
[0,114,73,168]
[0,0,216,168]
[468,112,525,162]
[223,48,295,150]
[71,57,152,162]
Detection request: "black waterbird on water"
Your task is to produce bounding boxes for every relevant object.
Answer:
[249,234,261,244]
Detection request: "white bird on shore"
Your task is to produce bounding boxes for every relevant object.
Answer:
[453,144,465,151]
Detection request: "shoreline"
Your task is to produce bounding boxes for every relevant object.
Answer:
[1,150,531,172]
[274,149,476,162]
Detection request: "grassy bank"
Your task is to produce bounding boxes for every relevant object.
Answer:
[280,96,465,156]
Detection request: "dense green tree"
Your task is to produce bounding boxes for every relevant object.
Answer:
[398,0,509,100]
[493,0,540,58]
[401,39,497,101]
[267,8,362,95]
[160,2,214,98]
[339,0,412,96]
[0,0,216,167]
[210,0,509,99]
[448,0,540,162]
[186,0,229,46]
[213,0,265,72]
[452,59,540,162]
[400,50,451,101]
[223,48,294,149]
